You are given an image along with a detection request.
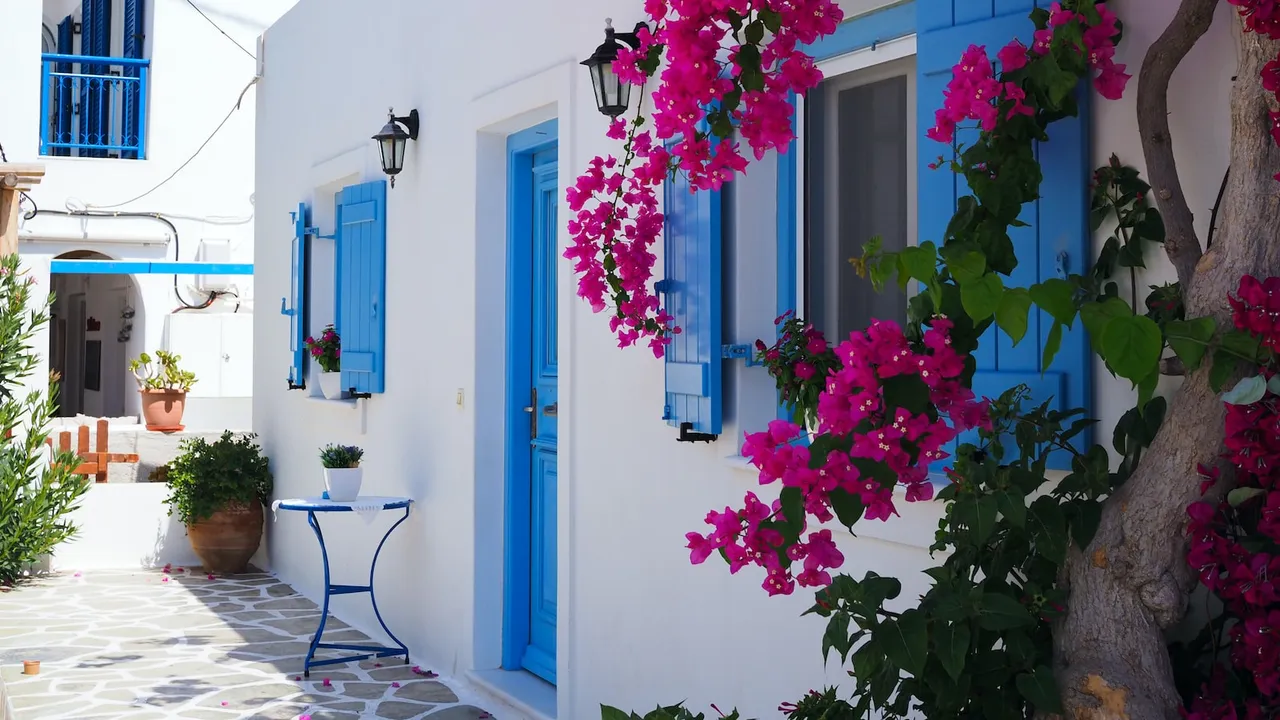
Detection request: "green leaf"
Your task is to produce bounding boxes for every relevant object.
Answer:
[1165,317,1216,372]
[1029,278,1077,327]
[1016,666,1064,714]
[947,250,988,284]
[996,490,1027,529]
[1080,296,1131,346]
[934,621,970,681]
[961,273,1005,321]
[1100,315,1163,383]
[898,241,938,286]
[1028,496,1069,565]
[602,706,634,720]
[1228,486,1266,507]
[1223,375,1267,405]
[978,591,1035,630]
[995,288,1032,344]
[828,488,865,529]
[875,609,929,676]
[1042,321,1064,369]
[823,611,852,662]
[954,495,1000,545]
[1069,499,1103,547]
[744,19,764,44]
[779,486,805,538]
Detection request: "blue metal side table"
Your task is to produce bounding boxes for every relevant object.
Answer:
[272,496,413,677]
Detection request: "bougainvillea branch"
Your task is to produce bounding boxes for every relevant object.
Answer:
[566,0,843,356]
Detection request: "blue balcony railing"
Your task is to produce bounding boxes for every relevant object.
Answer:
[40,53,149,159]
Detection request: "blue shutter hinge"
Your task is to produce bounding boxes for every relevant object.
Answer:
[286,369,305,391]
[677,422,718,443]
[1055,251,1069,279]
[654,279,671,295]
[348,387,373,400]
[662,404,672,420]
[280,298,294,316]
[721,344,760,366]
[305,225,337,240]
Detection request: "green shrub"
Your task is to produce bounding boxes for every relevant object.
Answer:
[163,431,272,525]
[0,254,89,586]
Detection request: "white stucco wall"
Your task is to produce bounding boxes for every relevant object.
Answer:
[0,0,297,428]
[253,0,1238,717]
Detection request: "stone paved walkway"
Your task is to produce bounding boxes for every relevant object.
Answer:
[0,570,507,719]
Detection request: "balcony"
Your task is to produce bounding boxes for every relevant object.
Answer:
[40,53,149,159]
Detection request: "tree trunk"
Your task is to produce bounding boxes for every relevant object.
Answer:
[1054,10,1280,720]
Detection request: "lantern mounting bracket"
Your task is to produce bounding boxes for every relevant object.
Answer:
[390,109,419,141]
[611,20,649,50]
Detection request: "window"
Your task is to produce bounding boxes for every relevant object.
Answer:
[801,56,917,342]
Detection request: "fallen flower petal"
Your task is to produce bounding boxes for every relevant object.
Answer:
[207,574,216,580]
[322,678,331,687]
[221,701,228,706]
[294,676,301,681]
[161,577,169,583]
[391,682,401,688]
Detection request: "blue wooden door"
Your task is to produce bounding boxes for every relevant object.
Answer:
[524,149,559,683]
[503,122,559,686]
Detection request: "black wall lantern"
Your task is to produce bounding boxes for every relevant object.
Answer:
[581,19,649,119]
[372,107,419,187]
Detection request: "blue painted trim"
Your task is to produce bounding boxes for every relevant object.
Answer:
[773,3,918,422]
[41,53,150,66]
[502,117,558,678]
[49,260,253,275]
[805,1,917,61]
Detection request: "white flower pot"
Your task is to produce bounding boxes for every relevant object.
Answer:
[323,467,363,502]
[318,371,343,400]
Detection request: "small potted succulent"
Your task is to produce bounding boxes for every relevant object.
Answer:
[320,444,364,502]
[306,325,342,399]
[164,431,273,574]
[129,350,197,431]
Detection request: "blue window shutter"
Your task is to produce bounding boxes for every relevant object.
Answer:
[78,0,94,153]
[121,0,144,159]
[337,180,388,395]
[661,154,724,438]
[918,1,1092,469]
[54,16,74,157]
[287,203,310,388]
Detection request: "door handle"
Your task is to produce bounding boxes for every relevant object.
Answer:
[542,402,557,417]
[523,387,538,439]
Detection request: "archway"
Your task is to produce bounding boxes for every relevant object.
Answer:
[49,250,144,418]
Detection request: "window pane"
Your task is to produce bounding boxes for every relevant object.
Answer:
[806,74,909,342]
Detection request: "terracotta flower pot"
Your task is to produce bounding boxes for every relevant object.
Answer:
[21,660,39,675]
[139,389,187,431]
[186,501,264,574]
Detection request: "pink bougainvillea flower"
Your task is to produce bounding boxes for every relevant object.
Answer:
[207,573,216,580]
[391,681,401,688]
[221,701,228,706]
[321,678,331,687]
[72,572,81,578]
[294,676,301,681]
[161,577,169,583]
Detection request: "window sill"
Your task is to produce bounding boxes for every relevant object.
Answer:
[303,395,360,408]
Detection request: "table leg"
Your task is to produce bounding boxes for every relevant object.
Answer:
[368,505,411,661]
[303,510,330,678]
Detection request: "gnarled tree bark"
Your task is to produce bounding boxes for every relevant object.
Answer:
[1055,4,1280,719]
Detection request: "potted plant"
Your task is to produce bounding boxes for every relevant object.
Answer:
[129,350,197,431]
[163,431,273,574]
[320,444,363,501]
[306,325,342,399]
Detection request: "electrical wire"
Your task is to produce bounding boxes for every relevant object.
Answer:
[34,208,228,309]
[183,0,256,60]
[86,77,258,210]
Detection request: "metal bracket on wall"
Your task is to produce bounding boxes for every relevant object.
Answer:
[1055,251,1069,280]
[677,421,717,443]
[348,388,373,400]
[721,344,760,366]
